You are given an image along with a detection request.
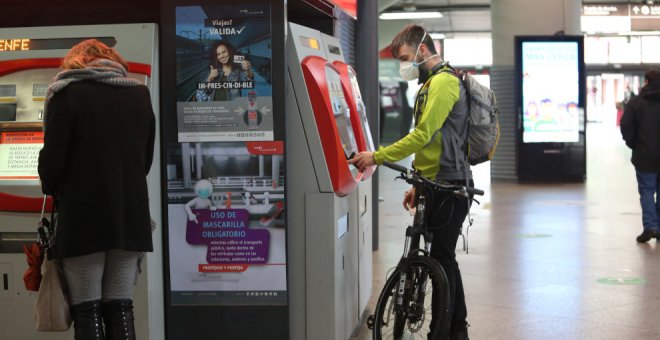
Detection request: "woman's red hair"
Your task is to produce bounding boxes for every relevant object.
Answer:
[61,39,129,70]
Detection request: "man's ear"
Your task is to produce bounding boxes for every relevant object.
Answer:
[418,43,429,58]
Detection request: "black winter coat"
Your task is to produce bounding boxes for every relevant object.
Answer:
[38,81,155,258]
[621,83,660,172]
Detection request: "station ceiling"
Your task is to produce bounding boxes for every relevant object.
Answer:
[377,0,654,39]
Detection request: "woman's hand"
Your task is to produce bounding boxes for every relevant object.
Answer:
[402,187,416,211]
[207,65,219,82]
[242,60,254,79]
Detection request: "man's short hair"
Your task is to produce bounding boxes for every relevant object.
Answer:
[390,24,437,58]
[645,68,660,85]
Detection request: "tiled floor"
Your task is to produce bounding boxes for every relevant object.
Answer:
[354,123,660,339]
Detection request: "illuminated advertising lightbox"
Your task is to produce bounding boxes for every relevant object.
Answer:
[521,41,580,143]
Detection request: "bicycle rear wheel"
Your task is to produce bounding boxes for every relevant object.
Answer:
[372,255,450,340]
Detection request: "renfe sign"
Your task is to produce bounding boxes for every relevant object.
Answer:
[0,39,30,51]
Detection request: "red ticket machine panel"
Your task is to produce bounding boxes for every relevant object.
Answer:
[301,55,362,196]
[333,61,376,179]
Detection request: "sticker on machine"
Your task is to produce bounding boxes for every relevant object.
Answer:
[0,131,43,180]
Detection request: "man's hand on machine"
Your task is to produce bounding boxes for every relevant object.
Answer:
[403,187,416,211]
[347,151,375,172]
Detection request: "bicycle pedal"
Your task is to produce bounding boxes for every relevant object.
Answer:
[366,315,375,329]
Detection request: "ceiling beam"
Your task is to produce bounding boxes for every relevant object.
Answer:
[378,0,403,13]
[384,4,491,12]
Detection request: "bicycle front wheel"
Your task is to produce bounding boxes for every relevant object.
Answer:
[372,255,450,340]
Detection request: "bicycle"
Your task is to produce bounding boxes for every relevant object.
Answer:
[367,161,484,340]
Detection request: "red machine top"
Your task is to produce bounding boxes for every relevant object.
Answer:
[333,61,376,180]
[301,55,362,196]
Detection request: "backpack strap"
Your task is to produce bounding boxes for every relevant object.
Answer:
[435,64,477,245]
[436,63,471,162]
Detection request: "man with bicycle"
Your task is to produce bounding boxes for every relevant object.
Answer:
[349,24,472,340]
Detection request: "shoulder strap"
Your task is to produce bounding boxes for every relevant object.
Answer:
[431,60,451,75]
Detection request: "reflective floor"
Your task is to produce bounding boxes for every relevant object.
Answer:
[355,123,660,339]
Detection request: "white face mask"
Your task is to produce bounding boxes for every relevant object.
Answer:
[399,61,419,81]
[398,32,438,81]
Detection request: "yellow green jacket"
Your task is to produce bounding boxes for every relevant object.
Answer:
[374,65,472,180]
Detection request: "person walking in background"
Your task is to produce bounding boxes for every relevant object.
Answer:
[621,69,660,243]
[349,24,472,340]
[38,39,155,340]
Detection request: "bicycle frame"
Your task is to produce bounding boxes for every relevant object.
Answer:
[392,187,435,327]
[369,161,484,339]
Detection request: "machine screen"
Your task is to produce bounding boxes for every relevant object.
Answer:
[328,44,341,56]
[347,67,374,151]
[32,83,48,97]
[0,104,17,121]
[0,85,16,97]
[325,66,358,160]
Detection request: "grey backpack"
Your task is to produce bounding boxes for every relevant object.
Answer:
[442,66,500,165]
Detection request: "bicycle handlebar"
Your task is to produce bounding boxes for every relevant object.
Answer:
[381,161,484,196]
[381,161,409,174]
[465,186,485,196]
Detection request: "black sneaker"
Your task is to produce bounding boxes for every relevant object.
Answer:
[636,230,657,243]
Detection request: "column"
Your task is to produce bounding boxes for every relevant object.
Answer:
[357,0,380,250]
[490,0,581,180]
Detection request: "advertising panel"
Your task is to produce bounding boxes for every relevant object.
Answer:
[175,4,273,142]
[162,1,288,337]
[521,41,580,143]
[167,141,286,305]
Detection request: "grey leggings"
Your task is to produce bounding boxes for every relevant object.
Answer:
[62,249,141,305]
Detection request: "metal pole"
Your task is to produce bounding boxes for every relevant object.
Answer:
[356,0,380,250]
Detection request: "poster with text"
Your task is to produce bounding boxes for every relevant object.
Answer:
[521,41,580,143]
[167,141,285,305]
[0,131,43,180]
[175,4,273,142]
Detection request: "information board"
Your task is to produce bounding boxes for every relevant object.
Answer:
[0,131,43,180]
[521,41,580,143]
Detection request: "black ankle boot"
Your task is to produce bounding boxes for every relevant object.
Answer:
[103,299,136,340]
[70,300,104,340]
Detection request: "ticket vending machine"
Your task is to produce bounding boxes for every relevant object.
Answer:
[321,32,376,322]
[286,22,371,340]
[0,24,163,340]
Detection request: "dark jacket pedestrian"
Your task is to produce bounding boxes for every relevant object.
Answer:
[39,81,155,258]
[621,69,660,172]
[620,68,660,244]
[37,39,155,340]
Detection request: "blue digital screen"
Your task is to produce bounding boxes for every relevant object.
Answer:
[521,41,580,143]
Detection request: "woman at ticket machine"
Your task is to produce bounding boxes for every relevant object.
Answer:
[38,39,155,340]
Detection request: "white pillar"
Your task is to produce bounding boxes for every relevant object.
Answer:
[490,0,581,180]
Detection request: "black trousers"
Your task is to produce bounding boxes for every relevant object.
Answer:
[422,180,472,337]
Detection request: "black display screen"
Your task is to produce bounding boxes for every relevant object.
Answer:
[0,104,17,121]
